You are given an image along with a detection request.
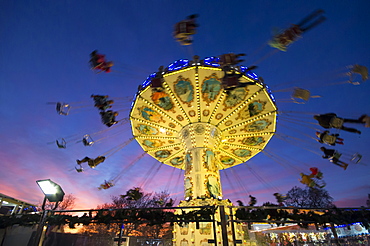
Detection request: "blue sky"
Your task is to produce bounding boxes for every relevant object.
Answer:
[1,0,369,209]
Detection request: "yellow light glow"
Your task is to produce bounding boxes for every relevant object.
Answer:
[37,180,58,195]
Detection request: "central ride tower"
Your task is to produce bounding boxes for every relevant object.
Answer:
[129,55,277,245]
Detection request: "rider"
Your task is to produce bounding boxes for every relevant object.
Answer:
[299,173,325,188]
[273,193,286,206]
[76,156,106,168]
[173,14,198,45]
[97,100,114,111]
[100,110,119,127]
[320,147,349,170]
[90,50,106,67]
[90,50,114,73]
[96,61,113,73]
[91,95,115,110]
[269,9,326,51]
[56,102,69,115]
[150,66,165,88]
[222,69,243,91]
[98,180,114,190]
[219,53,254,91]
[122,187,143,201]
[219,53,246,67]
[349,64,368,84]
[75,164,83,173]
[299,173,316,188]
[316,131,344,146]
[92,94,108,104]
[309,167,319,176]
[56,139,66,148]
[299,167,325,188]
[248,195,257,206]
[314,113,362,134]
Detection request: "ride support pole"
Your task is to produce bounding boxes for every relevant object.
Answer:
[219,206,229,246]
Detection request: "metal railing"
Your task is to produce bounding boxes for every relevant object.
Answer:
[0,205,369,246]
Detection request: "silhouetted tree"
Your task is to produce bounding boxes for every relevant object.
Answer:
[285,186,334,208]
[79,187,174,239]
[109,187,173,210]
[38,193,76,211]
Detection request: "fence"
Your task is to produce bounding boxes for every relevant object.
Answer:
[0,205,369,246]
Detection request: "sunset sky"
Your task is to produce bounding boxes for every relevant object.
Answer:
[1,0,369,210]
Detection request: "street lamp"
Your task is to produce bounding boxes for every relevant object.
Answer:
[32,179,65,246]
[36,179,65,210]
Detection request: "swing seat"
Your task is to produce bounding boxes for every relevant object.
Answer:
[332,151,342,159]
[307,181,315,188]
[220,54,232,64]
[82,134,94,146]
[75,165,84,173]
[329,117,344,128]
[292,88,310,104]
[92,62,113,73]
[348,65,368,84]
[268,38,287,51]
[91,65,104,74]
[174,22,196,38]
[276,34,294,47]
[100,181,113,189]
[351,153,362,163]
[313,177,326,188]
[315,171,323,179]
[56,102,70,115]
[316,181,326,189]
[179,39,193,45]
[220,53,245,66]
[56,138,66,148]
[93,63,112,73]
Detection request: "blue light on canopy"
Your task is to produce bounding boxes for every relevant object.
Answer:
[167,59,189,72]
[134,56,276,110]
[240,66,259,80]
[264,84,276,103]
[141,72,157,89]
[203,56,220,67]
[132,72,157,109]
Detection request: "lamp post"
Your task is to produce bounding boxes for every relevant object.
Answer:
[32,179,65,246]
[36,179,65,210]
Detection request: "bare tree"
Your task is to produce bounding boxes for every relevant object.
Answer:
[80,187,174,239]
[38,193,76,211]
[285,186,334,208]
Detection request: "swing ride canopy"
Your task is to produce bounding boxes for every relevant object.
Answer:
[129,56,278,170]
